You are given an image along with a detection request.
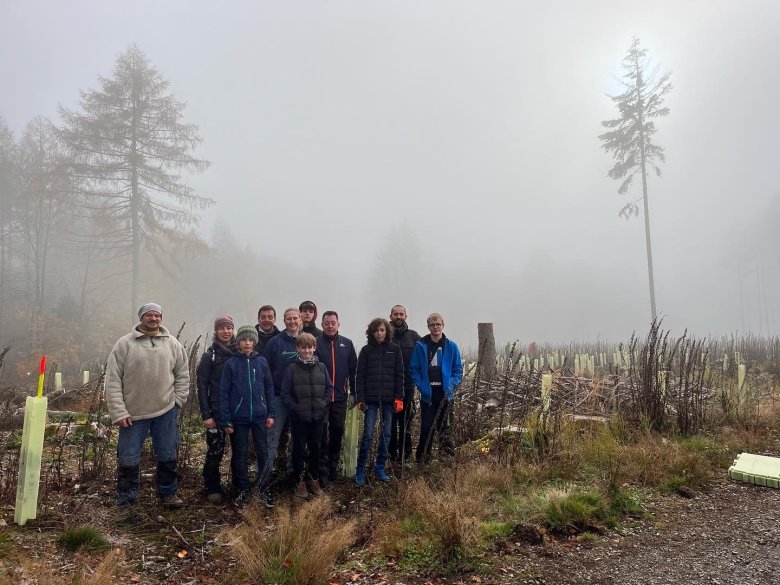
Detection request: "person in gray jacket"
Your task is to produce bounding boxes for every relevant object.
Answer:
[105,303,189,509]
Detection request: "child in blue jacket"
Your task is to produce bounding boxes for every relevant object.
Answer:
[220,325,275,507]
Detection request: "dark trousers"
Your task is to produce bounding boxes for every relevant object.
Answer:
[416,399,452,463]
[389,391,415,460]
[291,417,324,482]
[230,422,269,492]
[319,400,347,479]
[203,427,227,494]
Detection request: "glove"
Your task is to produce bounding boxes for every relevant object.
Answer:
[394,399,403,414]
[347,394,356,410]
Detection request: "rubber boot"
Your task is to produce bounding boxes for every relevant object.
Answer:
[375,464,390,482]
[355,467,366,486]
[117,464,140,506]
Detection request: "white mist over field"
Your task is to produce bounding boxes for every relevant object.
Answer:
[1,0,778,352]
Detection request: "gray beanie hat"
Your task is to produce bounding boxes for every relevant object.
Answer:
[138,303,162,319]
[235,325,259,345]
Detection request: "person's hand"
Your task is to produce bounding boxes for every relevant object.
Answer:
[266,417,275,429]
[224,426,234,435]
[356,401,365,411]
[117,417,132,428]
[347,394,356,409]
[394,399,403,414]
[203,417,216,429]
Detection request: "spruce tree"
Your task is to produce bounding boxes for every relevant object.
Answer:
[600,37,672,321]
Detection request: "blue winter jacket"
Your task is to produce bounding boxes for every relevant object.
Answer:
[316,334,357,402]
[263,331,300,396]
[219,351,275,427]
[409,335,464,404]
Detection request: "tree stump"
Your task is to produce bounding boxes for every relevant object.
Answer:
[477,322,497,381]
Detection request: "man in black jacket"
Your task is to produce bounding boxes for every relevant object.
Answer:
[315,311,358,484]
[388,305,421,462]
[255,305,281,354]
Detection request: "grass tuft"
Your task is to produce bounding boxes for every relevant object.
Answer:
[58,525,111,553]
[231,496,355,585]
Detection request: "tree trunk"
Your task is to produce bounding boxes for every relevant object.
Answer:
[477,322,497,381]
[130,103,140,324]
[636,57,657,322]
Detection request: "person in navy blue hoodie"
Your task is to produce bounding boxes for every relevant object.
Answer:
[263,308,302,478]
[196,314,237,504]
[355,317,404,486]
[410,313,463,465]
[220,325,275,507]
[315,310,357,484]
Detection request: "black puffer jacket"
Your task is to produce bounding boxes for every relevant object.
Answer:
[356,340,403,405]
[280,358,332,423]
[196,340,236,425]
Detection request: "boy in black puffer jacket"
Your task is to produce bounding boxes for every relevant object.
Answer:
[196,314,237,504]
[281,333,333,499]
[220,325,276,507]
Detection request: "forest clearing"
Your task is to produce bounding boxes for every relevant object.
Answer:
[1,324,778,584]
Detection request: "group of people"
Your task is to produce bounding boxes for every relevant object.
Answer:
[104,301,463,509]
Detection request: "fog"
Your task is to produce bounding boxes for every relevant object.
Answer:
[1,0,778,353]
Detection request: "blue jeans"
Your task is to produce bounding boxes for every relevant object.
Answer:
[230,422,269,492]
[117,406,179,500]
[266,395,290,476]
[357,403,394,470]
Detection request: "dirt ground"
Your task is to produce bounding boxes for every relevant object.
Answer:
[1,467,779,585]
[490,477,780,585]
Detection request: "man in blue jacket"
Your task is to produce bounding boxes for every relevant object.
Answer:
[410,312,463,465]
[315,310,357,484]
[263,308,302,480]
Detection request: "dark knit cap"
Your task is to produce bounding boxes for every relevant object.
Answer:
[214,314,235,330]
[235,325,259,345]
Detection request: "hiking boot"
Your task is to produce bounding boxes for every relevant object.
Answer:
[206,492,223,505]
[234,490,251,508]
[261,491,275,509]
[307,479,324,496]
[355,468,366,486]
[375,465,391,482]
[160,494,185,510]
[294,481,310,499]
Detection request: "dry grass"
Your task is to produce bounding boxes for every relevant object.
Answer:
[401,476,482,566]
[11,549,123,585]
[230,497,355,585]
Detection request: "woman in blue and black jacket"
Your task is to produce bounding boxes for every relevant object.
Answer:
[220,325,275,506]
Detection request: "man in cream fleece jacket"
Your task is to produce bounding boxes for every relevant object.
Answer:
[105,303,190,509]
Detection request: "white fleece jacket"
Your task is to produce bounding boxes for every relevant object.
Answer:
[105,324,189,423]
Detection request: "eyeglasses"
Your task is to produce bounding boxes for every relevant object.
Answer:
[427,323,443,328]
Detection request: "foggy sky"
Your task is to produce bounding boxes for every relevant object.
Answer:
[1,1,778,349]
